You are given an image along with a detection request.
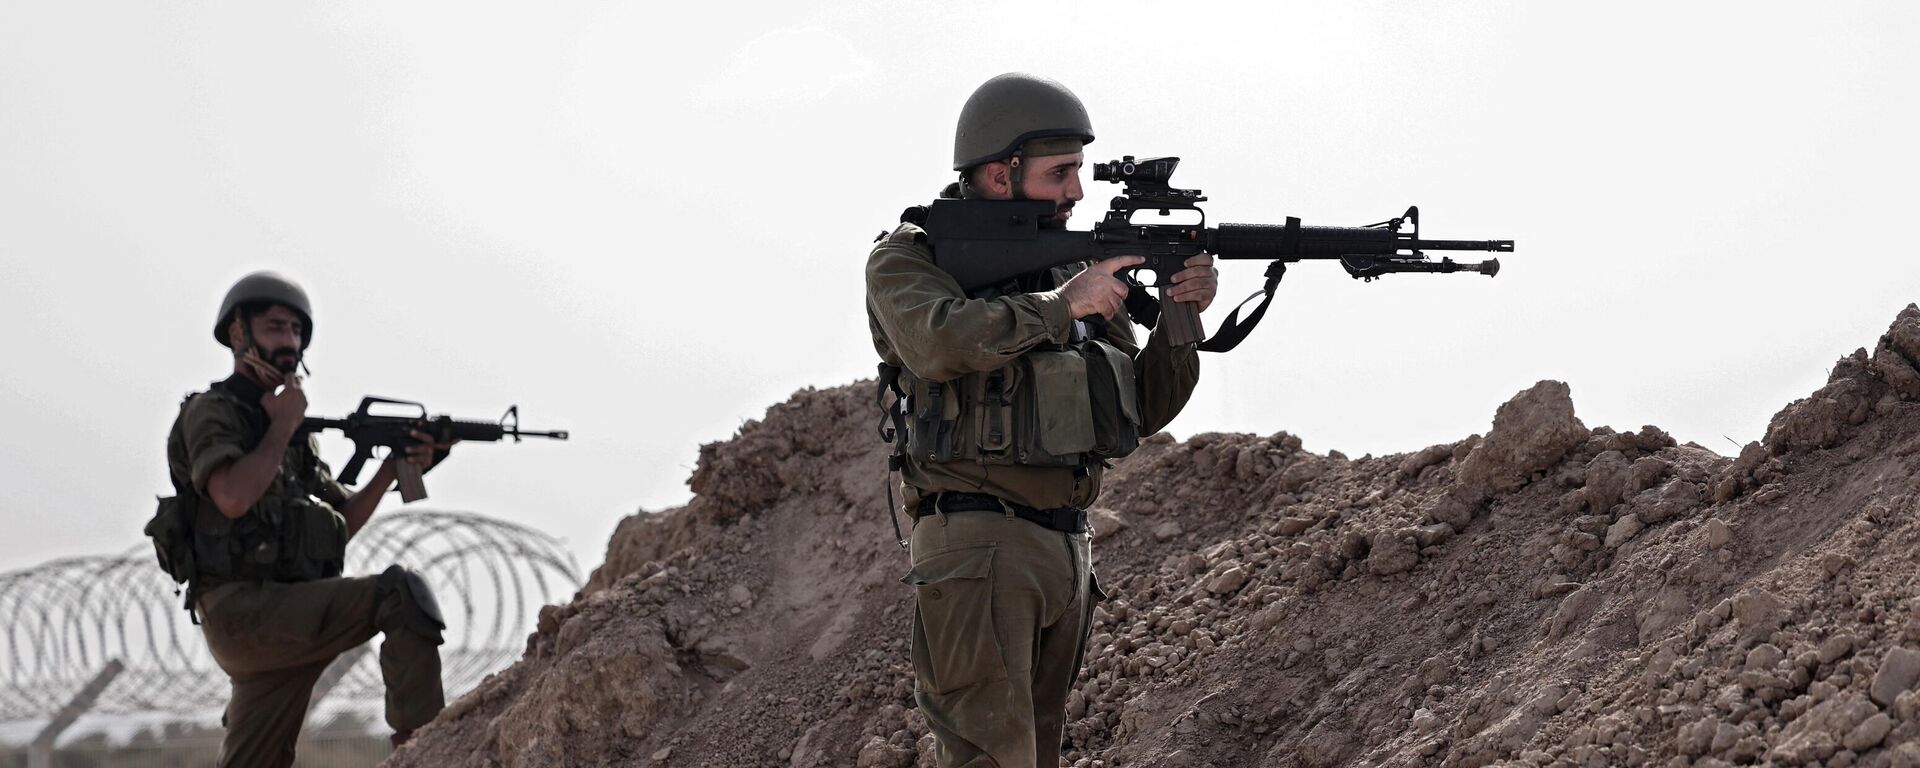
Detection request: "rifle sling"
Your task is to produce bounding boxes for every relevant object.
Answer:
[1197,260,1287,354]
[875,363,911,551]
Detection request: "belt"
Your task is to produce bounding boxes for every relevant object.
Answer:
[917,492,1088,534]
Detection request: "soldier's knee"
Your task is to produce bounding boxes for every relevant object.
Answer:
[375,565,447,645]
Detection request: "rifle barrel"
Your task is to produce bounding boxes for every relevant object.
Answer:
[1410,239,1514,252]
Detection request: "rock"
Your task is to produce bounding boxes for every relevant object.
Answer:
[1411,708,1441,732]
[1413,523,1455,547]
[1731,589,1785,642]
[1708,722,1744,753]
[856,736,915,768]
[1631,478,1703,524]
[1765,375,1874,454]
[1583,451,1631,513]
[1819,634,1859,665]
[1746,643,1784,671]
[1088,507,1130,543]
[725,584,754,607]
[1429,493,1478,529]
[1367,532,1420,575]
[1604,515,1644,548]
[1703,518,1732,549]
[1842,713,1892,752]
[1871,647,1920,706]
[1399,444,1453,476]
[1870,304,1920,400]
[1548,587,1601,640]
[1627,456,1669,493]
[1676,716,1716,756]
[1274,516,1316,536]
[1207,565,1250,595]
[1893,743,1920,768]
[1776,693,1877,763]
[1446,382,1591,520]
[1153,521,1184,542]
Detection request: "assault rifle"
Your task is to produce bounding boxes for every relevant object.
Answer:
[300,397,568,502]
[924,156,1514,352]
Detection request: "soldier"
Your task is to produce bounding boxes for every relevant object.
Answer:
[162,272,451,767]
[867,74,1217,767]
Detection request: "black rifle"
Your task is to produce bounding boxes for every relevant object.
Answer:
[924,155,1513,352]
[300,397,568,502]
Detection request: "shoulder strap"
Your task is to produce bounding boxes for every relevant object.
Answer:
[1197,261,1288,353]
[875,363,910,551]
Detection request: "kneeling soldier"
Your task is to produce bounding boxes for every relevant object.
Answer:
[160,272,451,766]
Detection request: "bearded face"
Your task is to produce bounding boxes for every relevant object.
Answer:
[232,304,307,378]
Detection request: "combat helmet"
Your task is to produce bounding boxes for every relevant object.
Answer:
[214,271,314,349]
[952,73,1095,171]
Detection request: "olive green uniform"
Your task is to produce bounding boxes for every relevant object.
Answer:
[166,374,445,768]
[868,214,1199,767]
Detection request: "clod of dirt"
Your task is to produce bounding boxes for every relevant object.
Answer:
[391,305,1920,767]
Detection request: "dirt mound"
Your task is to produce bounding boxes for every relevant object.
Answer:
[391,305,1920,768]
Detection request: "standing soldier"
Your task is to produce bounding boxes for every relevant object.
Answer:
[156,272,451,767]
[867,74,1218,767]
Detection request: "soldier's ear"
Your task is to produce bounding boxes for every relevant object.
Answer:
[979,162,1012,197]
[226,316,246,350]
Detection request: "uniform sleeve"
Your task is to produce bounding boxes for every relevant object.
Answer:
[866,230,1075,382]
[305,434,353,507]
[1101,313,1201,437]
[180,396,251,496]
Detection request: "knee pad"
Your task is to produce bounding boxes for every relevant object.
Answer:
[376,565,447,644]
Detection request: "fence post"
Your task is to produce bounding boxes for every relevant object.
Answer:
[28,658,125,768]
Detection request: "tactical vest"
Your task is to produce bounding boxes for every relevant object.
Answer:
[148,382,349,608]
[879,258,1144,472]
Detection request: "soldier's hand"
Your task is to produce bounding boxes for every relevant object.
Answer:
[403,428,456,470]
[261,375,307,433]
[1167,254,1219,312]
[1061,256,1144,321]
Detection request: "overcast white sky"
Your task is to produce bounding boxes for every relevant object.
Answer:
[2,1,1917,577]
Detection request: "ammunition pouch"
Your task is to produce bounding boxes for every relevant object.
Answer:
[1082,340,1141,459]
[188,496,345,585]
[898,339,1140,469]
[145,494,197,585]
[1021,349,1095,463]
[276,499,347,582]
[191,504,270,583]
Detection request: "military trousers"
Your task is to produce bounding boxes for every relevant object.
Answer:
[904,508,1103,768]
[197,575,445,768]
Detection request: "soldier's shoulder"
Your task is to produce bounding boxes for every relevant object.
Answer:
[868,218,934,273]
[873,219,929,248]
[180,386,249,428]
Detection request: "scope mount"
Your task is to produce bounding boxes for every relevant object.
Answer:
[1097,155,1208,226]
